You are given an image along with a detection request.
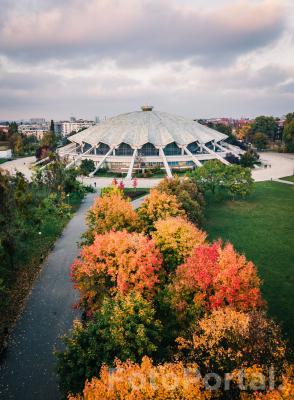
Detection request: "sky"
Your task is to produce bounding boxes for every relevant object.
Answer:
[0,0,293,120]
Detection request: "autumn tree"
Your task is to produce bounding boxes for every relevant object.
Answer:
[177,308,286,376]
[156,176,204,227]
[151,216,206,272]
[236,124,253,142]
[68,356,210,400]
[137,189,186,233]
[71,230,162,312]
[83,190,139,243]
[57,293,163,396]
[171,241,262,320]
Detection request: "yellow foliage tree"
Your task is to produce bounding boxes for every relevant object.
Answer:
[177,308,286,375]
[138,189,186,233]
[152,216,207,271]
[68,356,211,400]
[83,191,139,243]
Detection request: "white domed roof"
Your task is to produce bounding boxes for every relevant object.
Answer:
[69,108,227,148]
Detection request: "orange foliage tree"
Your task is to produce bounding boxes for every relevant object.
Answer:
[151,216,207,271]
[177,308,286,375]
[83,191,139,243]
[71,230,163,313]
[137,189,186,233]
[171,241,262,316]
[68,356,211,400]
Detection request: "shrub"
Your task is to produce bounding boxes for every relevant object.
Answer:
[57,294,163,396]
[240,150,260,168]
[137,189,185,233]
[68,356,209,400]
[79,159,95,176]
[171,241,263,318]
[83,191,139,243]
[177,308,287,375]
[156,176,204,226]
[151,216,206,272]
[71,230,162,313]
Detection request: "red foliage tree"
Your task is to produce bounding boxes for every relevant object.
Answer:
[71,230,163,313]
[171,241,263,314]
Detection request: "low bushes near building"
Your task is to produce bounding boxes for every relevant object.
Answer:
[79,158,95,176]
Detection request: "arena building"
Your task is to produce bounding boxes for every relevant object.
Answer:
[58,106,242,178]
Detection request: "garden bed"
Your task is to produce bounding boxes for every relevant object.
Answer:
[123,188,150,200]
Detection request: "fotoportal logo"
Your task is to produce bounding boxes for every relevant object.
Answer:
[107,365,281,393]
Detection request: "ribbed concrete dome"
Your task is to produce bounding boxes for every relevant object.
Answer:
[68,109,227,149]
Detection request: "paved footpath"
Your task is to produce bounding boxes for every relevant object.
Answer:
[0,192,97,400]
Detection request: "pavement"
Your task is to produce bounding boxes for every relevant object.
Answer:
[0,192,98,400]
[0,156,36,180]
[274,178,294,185]
[252,152,294,182]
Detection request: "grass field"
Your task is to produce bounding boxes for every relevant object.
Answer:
[280,175,294,182]
[204,181,294,346]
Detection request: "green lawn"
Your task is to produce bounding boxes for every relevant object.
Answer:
[204,181,294,346]
[280,175,294,182]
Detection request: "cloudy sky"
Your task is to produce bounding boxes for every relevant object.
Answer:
[0,0,293,120]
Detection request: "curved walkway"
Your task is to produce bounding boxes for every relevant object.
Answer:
[0,192,97,400]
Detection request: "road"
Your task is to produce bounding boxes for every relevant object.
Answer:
[0,192,97,400]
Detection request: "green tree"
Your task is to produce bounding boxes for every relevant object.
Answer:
[13,135,24,155]
[252,131,268,150]
[224,164,253,199]
[283,119,294,152]
[41,130,58,149]
[33,155,84,195]
[79,158,95,176]
[251,116,278,140]
[8,122,18,136]
[190,160,225,194]
[214,123,237,144]
[285,112,294,124]
[56,293,163,395]
[49,119,55,133]
[0,171,33,272]
[156,176,204,227]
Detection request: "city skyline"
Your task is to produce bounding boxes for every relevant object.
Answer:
[0,0,294,120]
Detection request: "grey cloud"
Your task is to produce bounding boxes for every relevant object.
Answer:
[0,0,287,66]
